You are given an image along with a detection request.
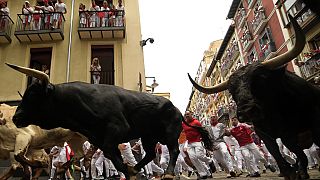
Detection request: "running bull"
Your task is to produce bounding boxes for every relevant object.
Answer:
[188,16,320,179]
[4,64,209,180]
[0,103,86,179]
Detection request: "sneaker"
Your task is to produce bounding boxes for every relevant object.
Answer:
[267,165,277,172]
[250,172,261,177]
[188,170,193,177]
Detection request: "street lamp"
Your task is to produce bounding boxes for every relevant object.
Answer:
[145,76,159,93]
[140,38,154,47]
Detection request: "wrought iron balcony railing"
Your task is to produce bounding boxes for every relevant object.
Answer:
[298,52,320,80]
[0,15,14,43]
[90,70,114,85]
[14,12,65,42]
[78,10,125,39]
[251,8,267,35]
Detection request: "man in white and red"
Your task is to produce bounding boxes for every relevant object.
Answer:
[226,116,276,177]
[182,111,214,179]
[208,115,237,178]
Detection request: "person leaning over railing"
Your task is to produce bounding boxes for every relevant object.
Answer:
[115,0,124,27]
[35,0,54,30]
[89,0,100,27]
[22,1,33,30]
[0,1,9,31]
[79,3,87,28]
[100,1,110,27]
[52,0,67,29]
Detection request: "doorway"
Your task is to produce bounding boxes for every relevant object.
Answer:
[91,45,114,85]
[28,47,52,86]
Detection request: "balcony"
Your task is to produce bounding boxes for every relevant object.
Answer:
[14,12,65,42]
[252,9,267,35]
[247,0,256,9]
[298,52,320,81]
[90,70,114,85]
[220,44,240,77]
[259,41,276,61]
[78,10,125,40]
[241,31,254,52]
[235,8,247,28]
[0,15,14,43]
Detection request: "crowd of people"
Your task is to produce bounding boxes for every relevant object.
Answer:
[46,109,319,180]
[20,0,67,30]
[79,0,125,28]
[181,111,320,179]
[0,0,124,31]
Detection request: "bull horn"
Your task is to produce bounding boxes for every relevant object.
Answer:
[5,63,49,86]
[262,15,306,69]
[188,73,228,94]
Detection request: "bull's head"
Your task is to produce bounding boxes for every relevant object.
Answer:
[188,15,306,122]
[5,63,53,128]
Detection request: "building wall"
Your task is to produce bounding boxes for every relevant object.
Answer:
[0,0,145,102]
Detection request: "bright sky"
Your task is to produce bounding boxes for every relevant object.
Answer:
[139,0,233,112]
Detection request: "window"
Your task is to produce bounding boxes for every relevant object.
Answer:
[28,48,52,86]
[91,45,114,85]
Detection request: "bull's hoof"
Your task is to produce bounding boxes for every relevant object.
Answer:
[162,174,174,180]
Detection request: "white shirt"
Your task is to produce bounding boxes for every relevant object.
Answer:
[0,7,9,16]
[22,7,33,14]
[41,5,54,13]
[55,2,66,13]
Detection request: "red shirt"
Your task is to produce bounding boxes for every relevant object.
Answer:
[182,118,202,143]
[230,123,254,147]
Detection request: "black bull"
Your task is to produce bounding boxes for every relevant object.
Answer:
[188,16,320,179]
[4,64,212,180]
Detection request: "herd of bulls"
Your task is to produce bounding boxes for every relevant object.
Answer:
[0,13,319,180]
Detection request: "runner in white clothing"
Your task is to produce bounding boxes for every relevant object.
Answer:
[208,115,237,178]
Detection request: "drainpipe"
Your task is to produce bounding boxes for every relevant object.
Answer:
[66,0,75,82]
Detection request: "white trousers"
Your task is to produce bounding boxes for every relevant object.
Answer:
[91,153,105,178]
[240,143,267,174]
[213,142,235,173]
[187,142,211,177]
[104,158,119,177]
[121,142,138,167]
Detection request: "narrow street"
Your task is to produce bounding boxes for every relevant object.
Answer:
[178,169,320,180]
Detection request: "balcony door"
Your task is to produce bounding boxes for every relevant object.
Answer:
[28,47,52,86]
[91,45,114,85]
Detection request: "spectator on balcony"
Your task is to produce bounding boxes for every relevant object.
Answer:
[107,0,116,26]
[52,0,67,29]
[100,1,110,27]
[36,0,54,30]
[33,5,42,30]
[91,57,101,84]
[89,0,100,27]
[79,3,87,27]
[115,0,124,27]
[0,1,9,31]
[22,1,33,30]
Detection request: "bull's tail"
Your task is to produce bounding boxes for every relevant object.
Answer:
[180,115,213,150]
